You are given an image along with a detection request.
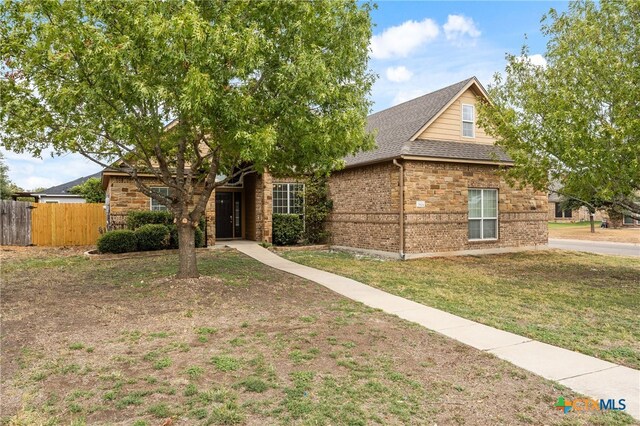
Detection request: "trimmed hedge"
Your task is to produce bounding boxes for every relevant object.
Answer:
[135,224,170,251]
[97,230,138,254]
[126,211,173,230]
[272,214,303,246]
[168,225,205,249]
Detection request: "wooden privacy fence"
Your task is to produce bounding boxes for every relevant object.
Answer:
[0,200,32,246]
[31,203,106,246]
[0,201,106,246]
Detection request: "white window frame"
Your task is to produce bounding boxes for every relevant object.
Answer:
[272,183,305,216]
[150,187,169,211]
[468,189,498,241]
[461,103,475,138]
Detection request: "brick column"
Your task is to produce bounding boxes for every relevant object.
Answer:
[261,172,273,243]
[205,189,216,246]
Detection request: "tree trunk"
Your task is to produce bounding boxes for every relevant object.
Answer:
[590,213,595,233]
[177,222,198,278]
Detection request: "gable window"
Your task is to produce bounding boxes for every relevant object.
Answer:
[273,183,304,216]
[462,104,475,138]
[468,189,498,240]
[150,187,169,211]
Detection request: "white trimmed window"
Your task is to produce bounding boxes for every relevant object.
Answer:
[623,215,635,225]
[468,189,498,240]
[273,183,304,215]
[150,187,169,211]
[462,104,475,138]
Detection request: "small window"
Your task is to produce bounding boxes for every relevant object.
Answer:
[462,104,475,138]
[554,203,564,218]
[150,187,169,211]
[468,189,498,240]
[623,215,635,225]
[273,183,304,216]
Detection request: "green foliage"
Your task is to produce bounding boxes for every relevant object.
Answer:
[0,153,21,199]
[97,230,138,254]
[303,175,333,244]
[0,0,375,276]
[69,177,105,203]
[478,0,640,217]
[168,225,205,249]
[272,214,303,246]
[134,224,170,251]
[127,211,174,230]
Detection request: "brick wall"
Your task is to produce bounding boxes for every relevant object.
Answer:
[327,162,401,252]
[326,160,548,255]
[402,160,547,253]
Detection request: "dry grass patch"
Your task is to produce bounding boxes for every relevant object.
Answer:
[283,250,640,370]
[0,248,635,425]
[549,222,640,243]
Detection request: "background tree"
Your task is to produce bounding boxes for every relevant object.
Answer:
[0,153,22,199]
[478,0,639,219]
[1,0,374,277]
[69,177,106,203]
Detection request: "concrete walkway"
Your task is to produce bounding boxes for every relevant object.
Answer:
[225,240,640,420]
[549,238,639,257]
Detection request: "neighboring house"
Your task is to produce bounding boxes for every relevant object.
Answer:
[547,192,606,222]
[103,77,549,256]
[14,172,102,203]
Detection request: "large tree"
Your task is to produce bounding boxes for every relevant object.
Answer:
[478,0,639,219]
[1,0,374,277]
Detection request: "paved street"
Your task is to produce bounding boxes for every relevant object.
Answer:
[549,238,640,257]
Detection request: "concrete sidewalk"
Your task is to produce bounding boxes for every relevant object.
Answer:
[549,238,639,257]
[226,240,640,420]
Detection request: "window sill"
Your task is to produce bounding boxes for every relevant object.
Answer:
[468,238,498,243]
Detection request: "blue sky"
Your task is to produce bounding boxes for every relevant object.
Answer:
[2,1,568,191]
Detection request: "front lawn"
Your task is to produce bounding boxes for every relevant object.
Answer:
[549,222,640,243]
[1,248,633,425]
[282,250,640,370]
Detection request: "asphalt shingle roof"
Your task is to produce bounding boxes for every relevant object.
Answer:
[39,171,102,195]
[344,77,512,167]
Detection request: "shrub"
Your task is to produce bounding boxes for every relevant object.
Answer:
[135,224,170,251]
[168,226,205,249]
[126,211,173,230]
[97,230,138,254]
[272,214,303,246]
[303,175,332,244]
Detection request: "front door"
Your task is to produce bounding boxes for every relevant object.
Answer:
[215,192,241,239]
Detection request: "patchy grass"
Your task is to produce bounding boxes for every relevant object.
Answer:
[549,222,640,243]
[283,250,640,370]
[0,247,635,425]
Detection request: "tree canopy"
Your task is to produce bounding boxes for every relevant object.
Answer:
[0,0,375,276]
[478,0,639,218]
[69,177,106,203]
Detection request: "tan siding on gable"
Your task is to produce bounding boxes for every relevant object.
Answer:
[416,88,495,144]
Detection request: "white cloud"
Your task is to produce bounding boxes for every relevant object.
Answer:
[528,54,547,68]
[371,18,439,60]
[386,66,413,83]
[443,15,481,46]
[1,147,102,190]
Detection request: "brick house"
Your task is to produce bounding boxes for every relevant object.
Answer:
[326,77,547,258]
[102,77,549,256]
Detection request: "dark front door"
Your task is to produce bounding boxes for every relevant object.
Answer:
[215,192,241,239]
